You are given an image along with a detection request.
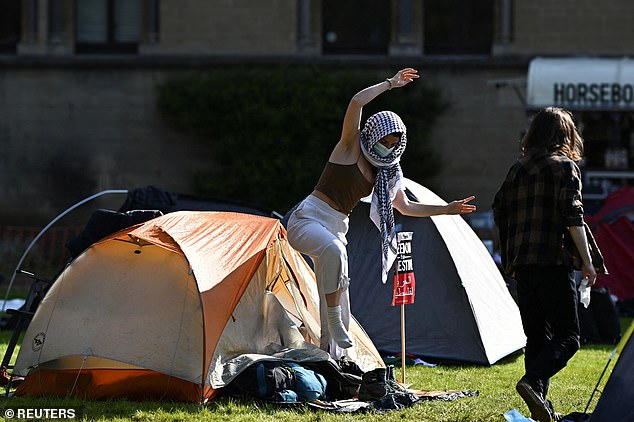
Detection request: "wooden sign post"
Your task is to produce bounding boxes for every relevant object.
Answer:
[392,231,415,383]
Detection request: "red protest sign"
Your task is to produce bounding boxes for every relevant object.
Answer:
[392,232,416,306]
[393,272,416,305]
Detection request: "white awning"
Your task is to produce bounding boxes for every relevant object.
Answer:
[527,57,634,111]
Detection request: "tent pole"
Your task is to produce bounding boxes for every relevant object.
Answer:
[401,304,405,383]
[2,189,128,311]
[584,321,634,413]
[584,350,614,414]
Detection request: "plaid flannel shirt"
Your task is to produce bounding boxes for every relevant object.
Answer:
[492,150,584,275]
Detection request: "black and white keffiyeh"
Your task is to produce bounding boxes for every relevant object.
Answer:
[359,111,407,283]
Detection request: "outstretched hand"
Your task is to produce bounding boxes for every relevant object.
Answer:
[446,196,476,215]
[388,68,420,89]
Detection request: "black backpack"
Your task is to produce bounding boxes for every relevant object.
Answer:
[223,359,361,402]
[223,360,296,401]
[302,359,362,400]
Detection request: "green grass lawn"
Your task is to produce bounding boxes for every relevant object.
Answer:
[0,319,630,422]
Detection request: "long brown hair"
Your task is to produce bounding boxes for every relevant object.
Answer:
[520,107,584,161]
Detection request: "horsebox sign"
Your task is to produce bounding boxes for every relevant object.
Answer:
[527,57,634,111]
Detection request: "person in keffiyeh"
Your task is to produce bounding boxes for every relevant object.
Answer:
[287,68,476,353]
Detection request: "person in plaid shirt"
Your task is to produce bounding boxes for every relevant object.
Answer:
[493,107,597,422]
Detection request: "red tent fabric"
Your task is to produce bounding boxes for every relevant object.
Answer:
[594,217,634,301]
[588,187,634,302]
[586,186,634,227]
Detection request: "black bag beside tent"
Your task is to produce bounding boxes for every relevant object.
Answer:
[578,287,621,345]
[222,361,329,403]
[119,185,273,216]
[302,359,362,400]
[222,361,297,401]
[66,209,163,259]
[67,185,277,261]
[222,359,361,402]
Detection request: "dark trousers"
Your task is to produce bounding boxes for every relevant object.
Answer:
[515,265,580,398]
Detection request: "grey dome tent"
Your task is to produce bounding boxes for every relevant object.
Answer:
[347,178,525,365]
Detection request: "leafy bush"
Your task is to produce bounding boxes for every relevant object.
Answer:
[158,65,447,213]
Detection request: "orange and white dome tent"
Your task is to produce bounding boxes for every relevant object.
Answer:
[13,211,382,403]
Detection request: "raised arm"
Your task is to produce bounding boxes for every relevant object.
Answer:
[338,68,419,152]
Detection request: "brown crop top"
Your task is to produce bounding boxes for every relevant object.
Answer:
[314,162,374,215]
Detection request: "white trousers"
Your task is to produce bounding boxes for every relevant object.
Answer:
[287,194,351,354]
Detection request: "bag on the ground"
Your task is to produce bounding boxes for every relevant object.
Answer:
[578,286,621,344]
[223,360,327,402]
[302,358,362,400]
[223,360,296,401]
[287,362,327,401]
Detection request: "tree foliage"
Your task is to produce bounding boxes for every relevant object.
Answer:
[158,65,448,213]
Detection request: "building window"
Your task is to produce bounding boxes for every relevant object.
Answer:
[76,0,141,53]
[580,112,634,170]
[145,0,160,43]
[424,0,493,54]
[322,0,390,55]
[0,0,21,54]
[48,0,65,42]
